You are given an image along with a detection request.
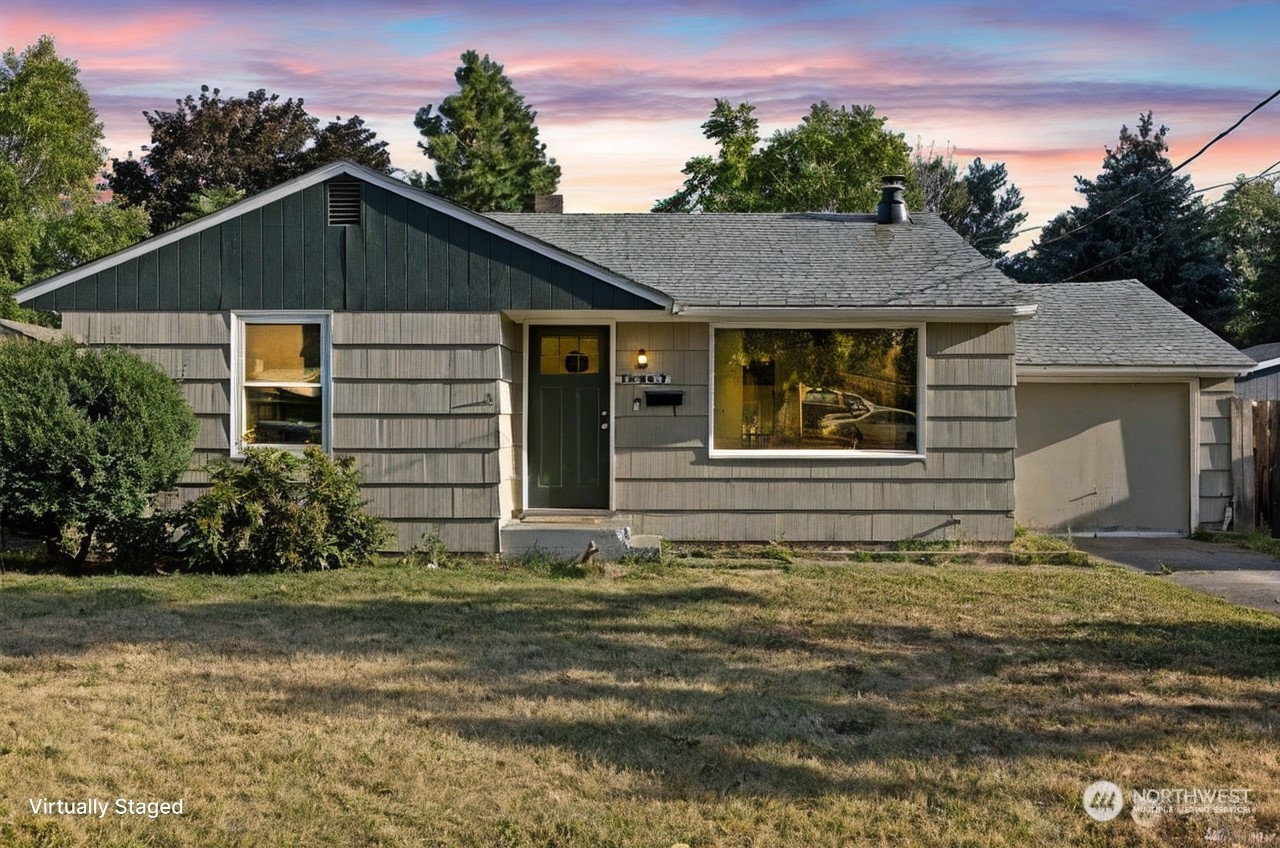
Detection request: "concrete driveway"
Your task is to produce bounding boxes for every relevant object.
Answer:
[1074,537,1280,617]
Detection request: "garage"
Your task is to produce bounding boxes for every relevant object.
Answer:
[1015,381,1191,534]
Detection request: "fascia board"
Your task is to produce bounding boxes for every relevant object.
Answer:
[1016,365,1247,380]
[673,304,1037,322]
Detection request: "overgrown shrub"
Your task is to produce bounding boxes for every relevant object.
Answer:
[0,339,198,564]
[176,446,388,573]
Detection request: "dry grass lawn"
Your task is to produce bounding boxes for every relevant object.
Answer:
[1,557,1279,846]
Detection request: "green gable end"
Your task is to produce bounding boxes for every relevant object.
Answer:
[28,176,663,314]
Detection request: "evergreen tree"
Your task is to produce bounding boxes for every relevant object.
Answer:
[414,50,560,212]
[1011,113,1234,332]
[948,158,1027,261]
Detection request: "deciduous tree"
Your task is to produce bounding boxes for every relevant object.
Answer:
[414,50,560,212]
[1210,176,1280,345]
[655,100,911,214]
[110,87,391,233]
[0,36,148,320]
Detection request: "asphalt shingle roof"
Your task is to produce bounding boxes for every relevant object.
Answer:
[1242,342,1280,364]
[1014,280,1255,370]
[489,211,1030,309]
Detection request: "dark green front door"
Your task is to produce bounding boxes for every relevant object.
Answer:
[528,325,611,509]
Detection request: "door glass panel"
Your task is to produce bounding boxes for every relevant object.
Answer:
[538,334,600,375]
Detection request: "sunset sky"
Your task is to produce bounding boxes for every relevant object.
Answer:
[3,1,1278,250]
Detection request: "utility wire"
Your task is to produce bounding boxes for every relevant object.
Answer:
[1008,87,1280,257]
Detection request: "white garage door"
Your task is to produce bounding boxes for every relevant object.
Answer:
[1015,382,1190,534]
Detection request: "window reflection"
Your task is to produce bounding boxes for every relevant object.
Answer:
[713,328,918,451]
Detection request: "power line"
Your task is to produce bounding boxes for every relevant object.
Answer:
[1008,87,1280,258]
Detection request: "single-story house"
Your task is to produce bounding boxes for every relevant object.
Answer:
[1237,343,1280,401]
[13,161,1254,552]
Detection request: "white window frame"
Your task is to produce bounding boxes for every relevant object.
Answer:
[230,311,333,457]
[707,322,926,459]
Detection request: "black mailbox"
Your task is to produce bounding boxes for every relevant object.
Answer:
[645,390,684,408]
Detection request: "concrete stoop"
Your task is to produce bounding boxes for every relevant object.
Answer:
[500,518,661,561]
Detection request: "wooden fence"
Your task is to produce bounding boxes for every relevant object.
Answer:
[1232,398,1279,535]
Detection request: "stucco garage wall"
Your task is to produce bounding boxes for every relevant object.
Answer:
[1014,381,1191,534]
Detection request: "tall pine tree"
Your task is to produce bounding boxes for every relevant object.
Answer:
[414,51,560,212]
[1010,113,1234,333]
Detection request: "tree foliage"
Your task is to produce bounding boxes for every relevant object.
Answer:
[109,87,391,233]
[414,50,560,212]
[948,158,1027,260]
[1210,176,1280,345]
[176,446,388,574]
[0,36,149,320]
[655,99,911,213]
[0,339,198,564]
[1008,113,1234,333]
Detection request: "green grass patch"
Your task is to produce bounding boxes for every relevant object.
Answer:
[2,561,1278,846]
[1193,529,1280,560]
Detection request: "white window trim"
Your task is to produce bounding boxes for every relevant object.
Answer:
[230,311,333,457]
[707,322,927,460]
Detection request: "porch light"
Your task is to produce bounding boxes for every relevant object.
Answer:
[636,349,649,370]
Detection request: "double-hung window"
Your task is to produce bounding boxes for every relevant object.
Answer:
[710,326,921,456]
[233,313,331,454]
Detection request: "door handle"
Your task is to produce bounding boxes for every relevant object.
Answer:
[601,410,609,430]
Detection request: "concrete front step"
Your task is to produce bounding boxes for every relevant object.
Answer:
[500,519,661,561]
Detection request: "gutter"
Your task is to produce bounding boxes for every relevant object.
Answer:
[671,304,1038,322]
[1016,365,1252,380]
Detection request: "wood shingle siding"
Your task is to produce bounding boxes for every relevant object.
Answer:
[332,312,517,550]
[1198,377,1235,528]
[610,320,1016,542]
[29,181,663,314]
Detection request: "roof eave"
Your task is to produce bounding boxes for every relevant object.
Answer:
[672,304,1037,321]
[1016,364,1251,379]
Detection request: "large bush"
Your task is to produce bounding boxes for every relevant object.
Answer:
[177,446,388,573]
[0,339,198,562]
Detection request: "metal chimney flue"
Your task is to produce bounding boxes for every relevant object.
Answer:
[876,175,909,224]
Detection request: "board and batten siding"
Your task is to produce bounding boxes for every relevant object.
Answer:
[611,321,1016,542]
[1236,367,1280,402]
[28,179,664,315]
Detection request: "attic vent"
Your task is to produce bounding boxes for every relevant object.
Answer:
[327,180,362,226]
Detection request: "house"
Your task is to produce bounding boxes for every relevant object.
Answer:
[1237,343,1280,401]
[13,162,1253,552]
